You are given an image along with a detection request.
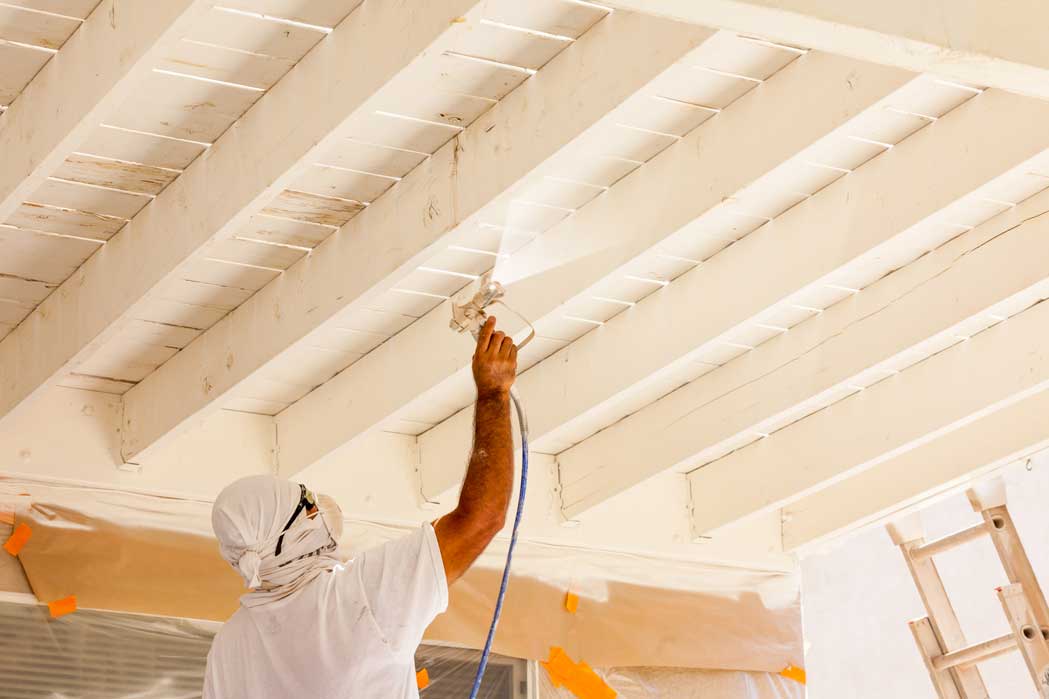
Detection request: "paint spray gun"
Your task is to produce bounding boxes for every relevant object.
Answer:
[449,270,532,699]
[449,271,535,348]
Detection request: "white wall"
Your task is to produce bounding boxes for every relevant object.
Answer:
[802,451,1049,698]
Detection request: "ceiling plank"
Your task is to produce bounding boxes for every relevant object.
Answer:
[0,226,101,283]
[0,41,50,106]
[77,126,205,171]
[211,0,363,30]
[53,153,179,196]
[687,293,1049,537]
[0,0,495,437]
[0,4,81,50]
[2,1,101,21]
[604,0,1049,99]
[118,12,716,464]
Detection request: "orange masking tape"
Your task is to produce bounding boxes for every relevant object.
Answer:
[779,664,806,684]
[541,647,617,699]
[565,591,579,614]
[574,660,616,699]
[3,522,31,556]
[48,595,77,618]
[416,668,430,691]
[541,646,576,687]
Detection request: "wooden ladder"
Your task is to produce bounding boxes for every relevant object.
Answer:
[887,480,1049,698]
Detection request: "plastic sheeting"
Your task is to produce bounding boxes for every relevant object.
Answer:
[433,564,799,672]
[0,594,804,699]
[1,475,803,675]
[415,645,530,699]
[0,598,523,699]
[0,598,216,699]
[0,521,32,595]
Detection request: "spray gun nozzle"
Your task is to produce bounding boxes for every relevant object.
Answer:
[450,272,505,338]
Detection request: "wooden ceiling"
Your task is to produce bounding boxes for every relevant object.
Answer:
[1,0,1048,577]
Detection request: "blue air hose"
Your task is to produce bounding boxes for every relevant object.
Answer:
[467,386,529,699]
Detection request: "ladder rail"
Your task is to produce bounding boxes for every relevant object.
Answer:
[911,617,964,699]
[997,583,1049,697]
[979,504,1049,634]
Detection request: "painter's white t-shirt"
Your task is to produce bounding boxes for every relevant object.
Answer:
[203,524,448,699]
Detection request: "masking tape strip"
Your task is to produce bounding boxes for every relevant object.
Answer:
[542,646,575,688]
[48,595,77,618]
[779,664,806,684]
[416,668,429,690]
[3,522,31,556]
[541,647,617,699]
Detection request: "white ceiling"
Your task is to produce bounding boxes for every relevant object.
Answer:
[2,0,1049,582]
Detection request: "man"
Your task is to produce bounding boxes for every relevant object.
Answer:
[204,317,517,698]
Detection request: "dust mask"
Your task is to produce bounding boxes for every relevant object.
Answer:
[317,493,344,544]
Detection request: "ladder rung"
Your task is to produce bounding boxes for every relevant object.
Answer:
[911,521,989,561]
[932,633,1017,670]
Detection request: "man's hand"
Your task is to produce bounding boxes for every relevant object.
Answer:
[472,316,518,397]
[434,316,517,586]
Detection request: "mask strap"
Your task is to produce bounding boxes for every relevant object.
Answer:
[275,484,312,557]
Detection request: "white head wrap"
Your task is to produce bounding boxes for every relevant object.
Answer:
[212,475,343,607]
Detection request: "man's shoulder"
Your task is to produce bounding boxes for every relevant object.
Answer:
[211,606,249,644]
[208,602,284,654]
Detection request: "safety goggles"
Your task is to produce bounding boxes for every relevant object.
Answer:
[274,483,316,557]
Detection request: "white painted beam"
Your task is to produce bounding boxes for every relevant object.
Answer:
[557,162,1049,519]
[298,438,795,573]
[604,0,1049,100]
[0,386,275,499]
[781,391,1049,552]
[0,381,792,573]
[0,0,209,222]
[687,292,1049,536]
[0,0,496,438]
[361,53,914,496]
[0,385,791,580]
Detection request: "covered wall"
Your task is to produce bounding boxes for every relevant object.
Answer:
[1,476,802,675]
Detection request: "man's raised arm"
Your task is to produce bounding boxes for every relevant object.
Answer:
[434,316,517,585]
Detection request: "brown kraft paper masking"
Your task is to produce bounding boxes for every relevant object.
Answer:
[14,505,800,672]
